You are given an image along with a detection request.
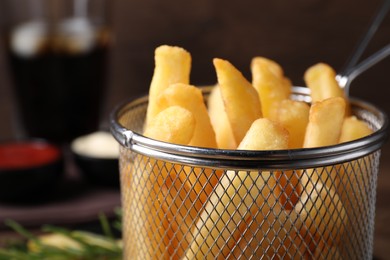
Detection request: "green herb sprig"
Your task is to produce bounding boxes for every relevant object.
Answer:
[0,209,122,260]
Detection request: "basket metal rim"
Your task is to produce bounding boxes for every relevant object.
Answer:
[110,86,389,169]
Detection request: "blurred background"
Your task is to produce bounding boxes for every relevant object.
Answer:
[1,0,389,141]
[0,0,389,257]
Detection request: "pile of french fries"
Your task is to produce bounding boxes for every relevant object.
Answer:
[128,45,374,259]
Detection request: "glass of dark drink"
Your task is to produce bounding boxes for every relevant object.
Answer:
[1,0,111,143]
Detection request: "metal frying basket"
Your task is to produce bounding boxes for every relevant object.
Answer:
[111,86,388,260]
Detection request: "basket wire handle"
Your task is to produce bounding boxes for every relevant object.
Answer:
[336,0,390,95]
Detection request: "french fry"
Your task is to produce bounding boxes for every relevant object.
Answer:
[304,63,351,116]
[207,85,237,149]
[250,60,303,211]
[274,99,310,149]
[185,118,289,259]
[128,155,170,259]
[339,116,373,143]
[297,97,348,255]
[144,106,195,145]
[230,208,308,259]
[302,97,346,188]
[150,86,222,258]
[337,116,373,254]
[275,169,302,211]
[251,57,292,119]
[213,58,262,145]
[145,45,191,128]
[156,83,217,148]
[272,101,309,210]
[303,97,346,148]
[268,95,308,211]
[238,118,288,150]
[129,106,197,259]
[295,183,347,251]
[313,244,343,260]
[155,83,221,201]
[303,63,345,103]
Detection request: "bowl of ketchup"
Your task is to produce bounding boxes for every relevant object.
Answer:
[0,139,64,202]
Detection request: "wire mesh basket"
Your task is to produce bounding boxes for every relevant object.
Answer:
[111,86,388,260]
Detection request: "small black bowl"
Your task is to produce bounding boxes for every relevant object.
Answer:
[73,154,119,187]
[71,132,120,187]
[0,139,64,202]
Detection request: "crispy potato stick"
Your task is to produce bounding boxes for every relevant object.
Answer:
[156,83,217,148]
[302,97,346,195]
[276,169,301,211]
[264,96,309,210]
[303,63,345,103]
[313,244,343,260]
[213,58,262,145]
[274,99,310,149]
[337,116,373,253]
[339,116,373,143]
[207,85,237,149]
[128,155,170,259]
[151,86,222,258]
[251,57,292,119]
[185,118,288,259]
[142,106,202,259]
[230,208,308,259]
[295,183,347,251]
[303,97,346,148]
[130,157,204,259]
[144,106,195,145]
[145,45,191,128]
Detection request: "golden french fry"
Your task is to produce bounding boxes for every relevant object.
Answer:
[129,157,204,259]
[160,163,206,259]
[303,63,345,103]
[149,86,221,258]
[230,208,308,259]
[143,106,196,258]
[213,58,262,145]
[185,118,288,259]
[337,116,373,200]
[339,116,373,143]
[126,155,170,259]
[128,104,196,258]
[303,97,346,148]
[295,183,347,250]
[271,99,307,208]
[274,99,310,149]
[207,85,237,149]
[238,118,288,150]
[272,105,306,209]
[275,169,301,211]
[142,106,202,259]
[156,83,217,148]
[337,116,373,254]
[251,57,291,119]
[313,243,343,260]
[144,105,196,145]
[145,45,191,128]
[302,97,346,192]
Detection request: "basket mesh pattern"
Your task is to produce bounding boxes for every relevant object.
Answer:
[120,149,380,259]
[114,92,385,259]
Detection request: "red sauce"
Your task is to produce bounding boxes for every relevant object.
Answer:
[0,141,61,169]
